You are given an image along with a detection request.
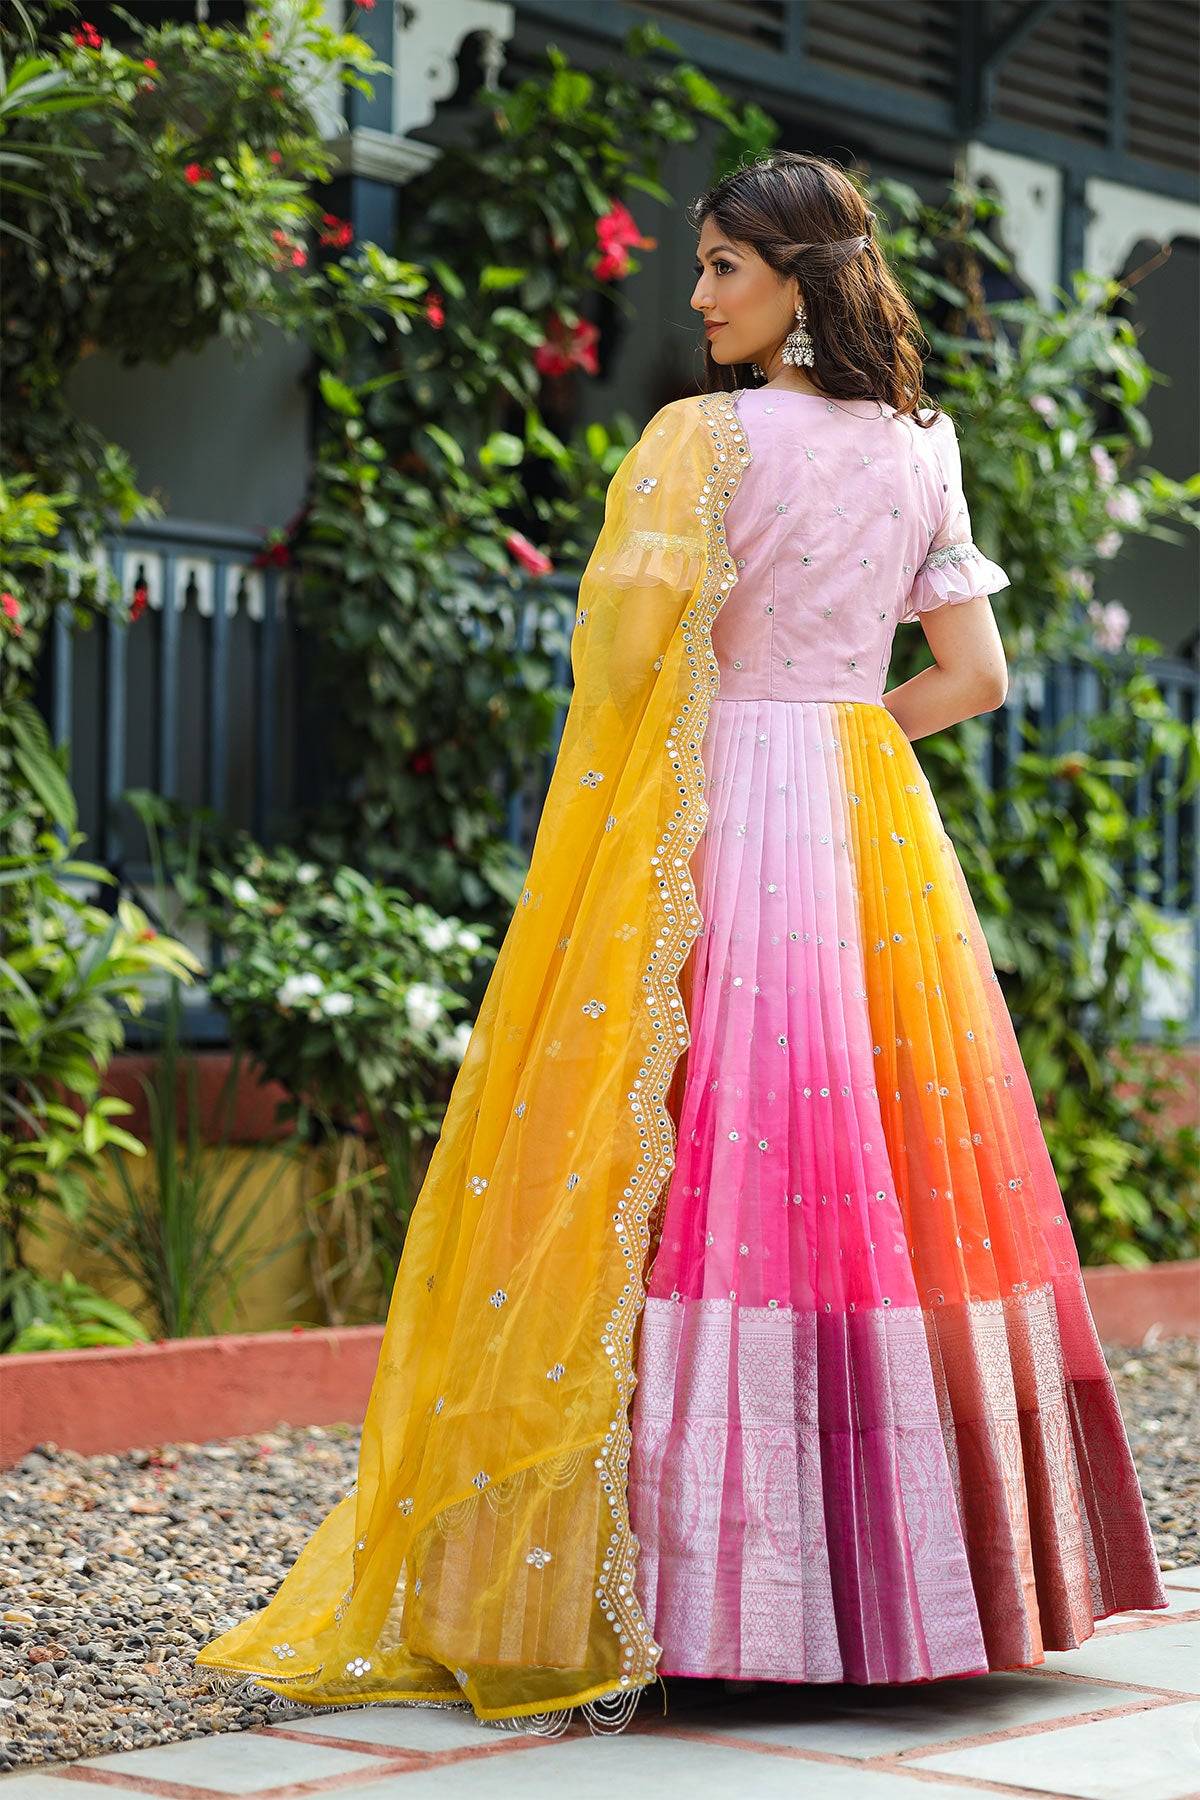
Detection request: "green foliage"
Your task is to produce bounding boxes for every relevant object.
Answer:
[175,838,497,1143]
[0,0,399,649]
[972,671,1200,1266]
[3,1268,150,1352]
[76,983,307,1340]
[282,27,767,912]
[0,791,203,1347]
[876,172,1200,1264]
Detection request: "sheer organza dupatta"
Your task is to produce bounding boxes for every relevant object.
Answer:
[192,392,753,1732]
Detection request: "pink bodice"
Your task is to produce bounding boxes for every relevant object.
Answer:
[713,388,1008,704]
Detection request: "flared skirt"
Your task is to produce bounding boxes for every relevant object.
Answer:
[628,696,1167,1685]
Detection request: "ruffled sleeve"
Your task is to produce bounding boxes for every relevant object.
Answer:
[900,414,1010,624]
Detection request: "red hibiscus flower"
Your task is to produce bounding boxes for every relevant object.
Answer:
[73,20,102,48]
[505,530,554,577]
[424,291,445,329]
[319,211,354,249]
[593,199,656,282]
[1,591,22,635]
[184,161,212,184]
[268,149,283,165]
[534,314,600,378]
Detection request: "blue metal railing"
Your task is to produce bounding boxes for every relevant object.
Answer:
[41,519,1199,1043]
[46,519,293,875]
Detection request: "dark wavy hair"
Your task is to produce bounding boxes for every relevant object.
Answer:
[688,151,941,430]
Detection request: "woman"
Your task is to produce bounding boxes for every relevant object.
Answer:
[194,152,1166,1738]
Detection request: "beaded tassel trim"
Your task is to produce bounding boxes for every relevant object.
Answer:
[192,1667,665,1737]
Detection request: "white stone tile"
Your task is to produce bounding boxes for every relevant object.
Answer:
[264,1701,510,1751]
[693,1671,1150,1756]
[1163,1567,1200,1593]
[1098,1590,1200,1626]
[0,1782,154,1799]
[910,1699,1200,1800]
[1041,1620,1200,1694]
[77,1729,382,1793]
[351,1732,990,1797]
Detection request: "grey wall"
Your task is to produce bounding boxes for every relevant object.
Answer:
[64,320,312,533]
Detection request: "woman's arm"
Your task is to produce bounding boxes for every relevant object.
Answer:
[884,593,1009,741]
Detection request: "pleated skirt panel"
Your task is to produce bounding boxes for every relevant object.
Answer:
[629,697,1167,1686]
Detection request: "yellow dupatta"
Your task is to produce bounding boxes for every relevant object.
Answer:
[193,389,752,1734]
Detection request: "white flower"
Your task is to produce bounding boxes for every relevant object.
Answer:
[295,862,321,884]
[443,1021,472,1061]
[1105,487,1142,527]
[1029,393,1057,419]
[1095,529,1121,560]
[319,991,354,1017]
[232,877,259,906]
[420,918,456,953]
[278,972,325,1007]
[456,927,482,953]
[1065,566,1094,598]
[405,982,444,1031]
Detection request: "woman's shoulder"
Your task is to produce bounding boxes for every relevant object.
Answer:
[904,405,959,468]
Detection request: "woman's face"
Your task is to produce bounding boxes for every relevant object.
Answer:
[690,214,798,368]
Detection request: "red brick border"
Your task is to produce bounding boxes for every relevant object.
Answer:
[2,1262,1196,1468]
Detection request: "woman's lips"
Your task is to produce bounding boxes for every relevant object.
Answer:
[704,322,726,335]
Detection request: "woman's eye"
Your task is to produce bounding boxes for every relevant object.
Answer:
[693,260,734,276]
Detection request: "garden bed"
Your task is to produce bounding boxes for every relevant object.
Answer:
[3,1260,1197,1469]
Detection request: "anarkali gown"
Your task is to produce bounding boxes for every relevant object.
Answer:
[193,386,1166,1735]
[627,386,1167,1684]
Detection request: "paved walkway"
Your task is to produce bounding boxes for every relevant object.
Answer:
[4,1574,1199,1799]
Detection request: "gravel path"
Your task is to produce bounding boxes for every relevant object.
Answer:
[2,1335,1196,1774]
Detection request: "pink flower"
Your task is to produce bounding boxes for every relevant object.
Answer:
[1090,444,1117,488]
[291,245,308,267]
[1029,394,1056,420]
[1095,529,1121,560]
[268,149,283,165]
[1065,566,1094,599]
[1087,600,1130,653]
[505,530,553,577]
[424,292,445,329]
[1,591,22,635]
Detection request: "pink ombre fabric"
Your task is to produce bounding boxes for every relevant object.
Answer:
[627,389,1166,1686]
